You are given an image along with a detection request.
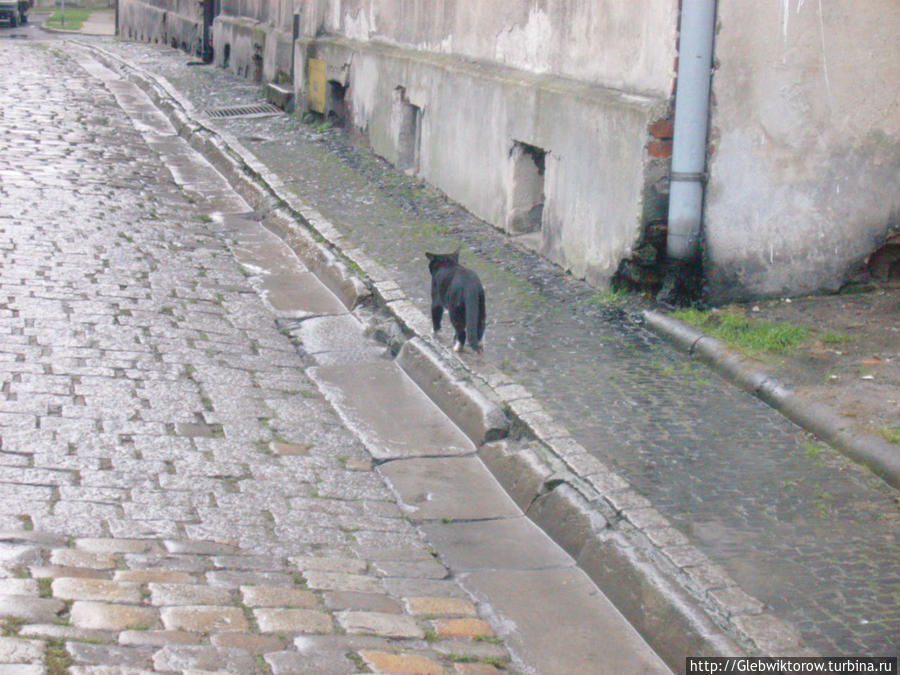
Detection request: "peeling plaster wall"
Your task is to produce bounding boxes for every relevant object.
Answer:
[705,0,900,301]
[308,0,677,99]
[298,37,666,285]
[293,0,676,288]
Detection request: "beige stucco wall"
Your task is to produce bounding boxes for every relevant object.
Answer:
[705,0,900,301]
[300,0,676,99]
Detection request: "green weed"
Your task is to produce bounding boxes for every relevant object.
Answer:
[673,308,810,354]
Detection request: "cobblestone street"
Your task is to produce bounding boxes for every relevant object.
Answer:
[0,40,560,674]
[82,39,900,659]
[2,26,899,671]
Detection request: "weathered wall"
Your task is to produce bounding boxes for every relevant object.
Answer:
[705,0,900,301]
[301,0,676,99]
[293,0,677,286]
[119,0,203,52]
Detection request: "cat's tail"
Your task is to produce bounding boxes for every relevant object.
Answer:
[465,285,485,353]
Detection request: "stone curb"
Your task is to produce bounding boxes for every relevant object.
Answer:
[79,43,818,667]
[642,310,900,490]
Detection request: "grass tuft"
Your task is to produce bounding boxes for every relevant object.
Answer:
[673,308,810,354]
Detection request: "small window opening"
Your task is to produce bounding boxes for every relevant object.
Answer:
[223,43,231,68]
[394,87,422,174]
[509,141,546,234]
[326,80,347,126]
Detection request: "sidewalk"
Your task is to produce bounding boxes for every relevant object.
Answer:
[76,37,900,659]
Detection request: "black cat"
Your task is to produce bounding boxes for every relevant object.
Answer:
[425,249,485,353]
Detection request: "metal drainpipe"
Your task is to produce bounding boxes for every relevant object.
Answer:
[660,0,717,302]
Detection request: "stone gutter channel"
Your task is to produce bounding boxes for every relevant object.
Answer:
[80,42,818,668]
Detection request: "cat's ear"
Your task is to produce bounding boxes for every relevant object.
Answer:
[451,248,460,263]
[425,252,435,261]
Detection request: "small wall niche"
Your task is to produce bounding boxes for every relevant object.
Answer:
[394,87,422,174]
[326,80,348,126]
[508,141,546,234]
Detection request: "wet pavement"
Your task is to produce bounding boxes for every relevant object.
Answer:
[67,38,900,659]
[0,36,673,674]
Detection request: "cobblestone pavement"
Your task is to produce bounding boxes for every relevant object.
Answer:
[81,39,900,658]
[0,40,523,674]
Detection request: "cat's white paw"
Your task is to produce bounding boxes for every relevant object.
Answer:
[453,340,463,353]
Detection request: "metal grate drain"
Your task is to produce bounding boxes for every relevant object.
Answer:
[204,103,284,119]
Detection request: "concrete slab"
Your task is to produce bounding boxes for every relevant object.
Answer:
[309,362,474,460]
[289,315,385,365]
[420,517,572,571]
[260,270,347,316]
[378,456,520,523]
[464,567,672,675]
[228,223,347,317]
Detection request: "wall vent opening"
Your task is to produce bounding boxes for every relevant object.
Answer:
[327,80,347,126]
[394,87,422,174]
[508,141,546,234]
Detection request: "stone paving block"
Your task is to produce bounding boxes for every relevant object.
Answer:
[302,570,382,593]
[163,540,238,555]
[0,636,45,664]
[254,608,333,634]
[0,595,65,622]
[114,570,195,584]
[50,549,118,570]
[74,538,157,555]
[405,596,477,617]
[324,591,402,615]
[337,611,423,639]
[239,584,317,608]
[210,632,284,653]
[205,570,293,589]
[161,605,248,633]
[432,618,494,638]
[0,544,42,568]
[454,664,505,675]
[29,565,108,581]
[152,644,259,673]
[432,639,508,663]
[148,582,232,606]
[52,577,143,603]
[67,642,154,669]
[70,601,159,631]
[119,629,202,647]
[19,623,114,643]
[0,665,44,675]
[272,634,392,675]
[0,579,38,595]
[373,559,448,580]
[358,649,443,675]
[291,556,367,575]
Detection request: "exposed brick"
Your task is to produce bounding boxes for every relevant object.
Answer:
[647,139,673,158]
[649,119,674,139]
